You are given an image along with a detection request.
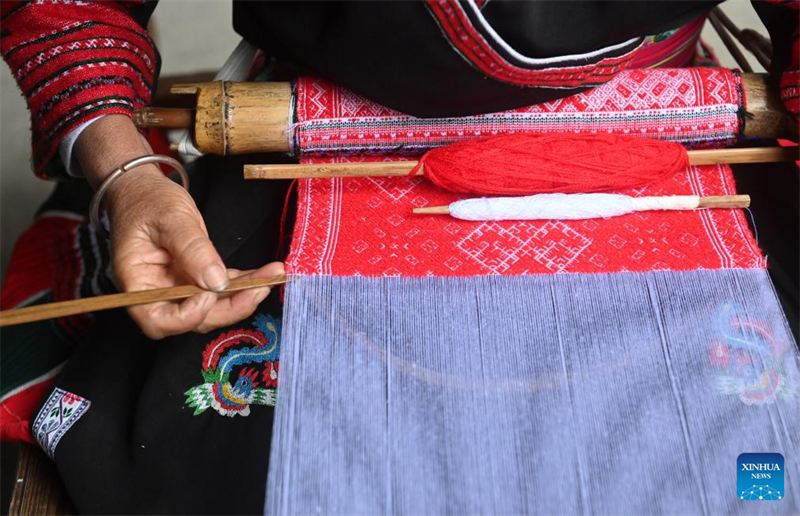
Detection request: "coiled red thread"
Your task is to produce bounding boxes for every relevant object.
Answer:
[409,133,689,195]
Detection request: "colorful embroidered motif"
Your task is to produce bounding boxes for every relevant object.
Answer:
[709,302,800,405]
[184,314,281,417]
[32,388,91,459]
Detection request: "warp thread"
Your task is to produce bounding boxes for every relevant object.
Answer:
[410,133,689,196]
[266,270,800,515]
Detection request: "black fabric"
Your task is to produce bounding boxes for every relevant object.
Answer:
[732,157,799,342]
[474,0,713,58]
[233,0,719,117]
[751,0,798,93]
[47,157,289,515]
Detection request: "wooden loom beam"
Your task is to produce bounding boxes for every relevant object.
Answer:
[135,74,797,155]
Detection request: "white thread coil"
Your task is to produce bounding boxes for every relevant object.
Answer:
[448,194,702,221]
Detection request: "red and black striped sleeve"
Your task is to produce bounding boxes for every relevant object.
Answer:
[0,0,160,179]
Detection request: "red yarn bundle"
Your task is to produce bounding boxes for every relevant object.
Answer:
[411,133,689,195]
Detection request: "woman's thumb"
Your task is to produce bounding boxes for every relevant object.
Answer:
[158,216,229,291]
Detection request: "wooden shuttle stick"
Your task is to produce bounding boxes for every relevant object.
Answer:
[242,147,798,180]
[412,194,751,220]
[0,275,290,328]
[413,195,751,215]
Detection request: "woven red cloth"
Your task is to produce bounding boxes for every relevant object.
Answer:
[288,67,761,277]
[292,68,745,158]
[287,163,763,277]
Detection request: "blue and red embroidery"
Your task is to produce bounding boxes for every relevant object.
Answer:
[184,314,281,417]
[709,302,799,405]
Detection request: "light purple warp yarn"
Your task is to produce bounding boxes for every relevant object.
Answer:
[266,269,799,515]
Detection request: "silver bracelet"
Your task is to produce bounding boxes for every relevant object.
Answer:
[89,154,189,237]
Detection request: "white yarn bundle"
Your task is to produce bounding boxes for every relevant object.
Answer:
[448,193,701,221]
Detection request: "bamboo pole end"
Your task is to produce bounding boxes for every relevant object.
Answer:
[697,194,751,209]
[170,83,200,95]
[412,206,451,215]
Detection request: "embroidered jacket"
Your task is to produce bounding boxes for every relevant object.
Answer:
[1,0,798,179]
[0,0,159,179]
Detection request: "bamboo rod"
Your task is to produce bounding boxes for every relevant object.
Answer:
[246,161,421,179]
[708,11,753,73]
[414,206,451,215]
[686,146,797,165]
[412,195,751,215]
[711,7,772,70]
[696,194,750,209]
[133,107,193,128]
[0,275,290,328]
[243,147,798,180]
[131,73,798,154]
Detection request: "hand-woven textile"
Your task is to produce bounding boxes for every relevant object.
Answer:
[268,270,799,515]
[269,67,797,516]
[291,68,744,157]
[287,164,762,277]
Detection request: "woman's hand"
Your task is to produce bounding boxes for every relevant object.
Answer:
[75,115,282,339]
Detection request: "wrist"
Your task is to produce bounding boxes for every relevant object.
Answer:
[76,114,155,190]
[102,164,169,212]
[89,155,190,237]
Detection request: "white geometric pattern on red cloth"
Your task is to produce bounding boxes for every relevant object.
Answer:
[286,163,764,278]
[292,68,743,156]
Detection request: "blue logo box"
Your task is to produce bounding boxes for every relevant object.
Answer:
[738,453,785,501]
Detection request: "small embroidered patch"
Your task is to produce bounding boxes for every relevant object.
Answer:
[184,314,281,417]
[33,388,91,459]
[709,301,800,405]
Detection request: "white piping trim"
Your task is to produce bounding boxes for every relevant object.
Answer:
[0,362,67,404]
[7,289,50,310]
[463,0,641,66]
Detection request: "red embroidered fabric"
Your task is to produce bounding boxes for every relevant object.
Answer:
[286,164,763,277]
[288,68,762,278]
[628,16,707,69]
[423,0,642,88]
[0,0,158,179]
[292,68,744,157]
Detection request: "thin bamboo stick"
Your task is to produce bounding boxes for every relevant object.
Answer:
[711,7,772,70]
[243,147,798,180]
[0,275,290,328]
[708,10,754,73]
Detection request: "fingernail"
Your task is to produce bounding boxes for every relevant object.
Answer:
[275,263,286,275]
[202,265,229,292]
